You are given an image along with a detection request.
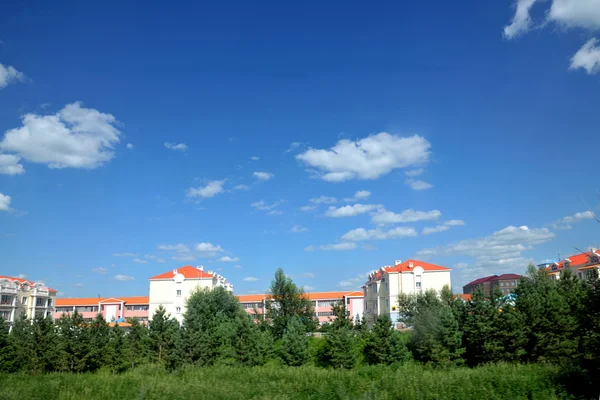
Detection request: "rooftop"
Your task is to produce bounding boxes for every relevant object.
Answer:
[464,274,523,287]
[368,259,450,281]
[56,296,149,307]
[148,265,214,280]
[0,275,57,293]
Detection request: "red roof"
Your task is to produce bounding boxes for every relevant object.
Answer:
[545,250,600,272]
[0,275,57,293]
[464,274,522,287]
[369,259,449,281]
[148,265,214,280]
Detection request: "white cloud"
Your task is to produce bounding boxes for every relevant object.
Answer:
[164,142,187,152]
[300,205,317,212]
[0,193,11,211]
[338,281,354,287]
[423,225,450,235]
[552,210,596,229]
[406,179,433,190]
[0,102,121,171]
[218,256,240,263]
[296,132,431,182]
[251,200,283,211]
[267,210,283,215]
[156,258,166,263]
[113,274,134,281]
[17,274,27,279]
[251,156,260,161]
[253,171,274,181]
[286,141,305,153]
[0,63,26,89]
[344,190,371,202]
[405,168,424,177]
[126,143,134,150]
[234,184,249,191]
[172,254,196,262]
[503,0,539,39]
[325,204,383,218]
[243,276,258,282]
[290,225,309,233]
[187,180,225,199]
[196,242,224,253]
[234,264,242,269]
[445,220,466,226]
[570,38,600,74]
[133,258,148,264]
[341,226,418,241]
[113,252,136,257]
[73,283,85,288]
[158,244,190,253]
[305,242,358,251]
[310,196,338,204]
[0,154,24,175]
[303,285,315,291]
[301,272,315,278]
[548,0,600,30]
[92,267,108,275]
[372,208,441,225]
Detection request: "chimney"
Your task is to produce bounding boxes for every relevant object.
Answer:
[173,269,178,275]
[395,260,402,265]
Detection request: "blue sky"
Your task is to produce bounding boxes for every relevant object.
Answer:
[1,0,599,297]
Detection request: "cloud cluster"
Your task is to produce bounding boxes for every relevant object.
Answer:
[0,63,26,89]
[422,220,466,235]
[187,180,225,199]
[372,208,441,225]
[344,190,371,202]
[341,226,418,241]
[164,142,187,152]
[296,132,431,182]
[552,210,596,230]
[0,154,24,175]
[305,242,358,251]
[325,204,383,218]
[0,193,11,211]
[253,171,274,181]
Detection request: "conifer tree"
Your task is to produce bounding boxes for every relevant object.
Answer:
[148,305,180,366]
[280,316,309,366]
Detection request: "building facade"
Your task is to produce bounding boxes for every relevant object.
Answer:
[463,274,522,297]
[363,259,451,326]
[54,296,150,322]
[237,291,364,324]
[149,265,233,322]
[0,275,56,324]
[546,249,600,280]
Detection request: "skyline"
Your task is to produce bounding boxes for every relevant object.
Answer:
[1,0,599,297]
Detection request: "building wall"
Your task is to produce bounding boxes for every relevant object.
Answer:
[0,278,56,324]
[149,275,219,322]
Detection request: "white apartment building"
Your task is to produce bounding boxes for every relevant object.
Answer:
[148,265,233,323]
[0,275,57,324]
[363,259,451,326]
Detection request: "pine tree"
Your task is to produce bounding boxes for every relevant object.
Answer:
[148,305,180,367]
[280,316,309,366]
[363,315,393,365]
[55,312,90,372]
[326,326,357,369]
[0,317,15,372]
[87,314,110,371]
[9,314,35,372]
[123,318,149,369]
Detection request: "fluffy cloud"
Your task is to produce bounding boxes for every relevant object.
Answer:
[303,285,315,291]
[372,208,441,225]
[251,200,283,211]
[423,225,450,235]
[296,132,431,182]
[344,190,371,202]
[196,242,224,253]
[243,276,258,282]
[92,267,108,275]
[548,0,600,29]
[325,204,382,218]
[300,205,317,212]
[0,154,24,175]
[290,225,309,233]
[113,274,134,281]
[503,0,538,39]
[172,254,196,262]
[133,258,148,264]
[158,244,190,253]
[338,281,354,287]
[0,63,26,89]
[405,179,433,190]
[340,226,418,241]
[187,180,225,199]
[570,38,600,74]
[0,102,121,171]
[234,184,249,191]
[552,210,596,229]
[113,252,137,257]
[73,283,85,288]
[301,272,315,278]
[305,242,358,251]
[164,142,187,152]
[405,168,424,177]
[445,220,466,226]
[251,156,260,161]
[126,143,134,150]
[0,193,11,211]
[310,196,338,204]
[234,264,242,269]
[253,171,274,181]
[218,256,240,263]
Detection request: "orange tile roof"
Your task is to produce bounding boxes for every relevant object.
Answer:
[0,275,57,293]
[545,250,600,272]
[303,291,351,300]
[368,259,449,281]
[56,296,149,307]
[237,294,267,303]
[345,291,364,297]
[148,265,214,280]
[108,322,132,328]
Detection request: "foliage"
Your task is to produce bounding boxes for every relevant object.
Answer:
[280,316,309,366]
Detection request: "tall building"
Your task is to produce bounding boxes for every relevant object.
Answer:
[54,296,150,322]
[0,275,57,323]
[148,265,233,322]
[462,274,522,297]
[362,259,451,326]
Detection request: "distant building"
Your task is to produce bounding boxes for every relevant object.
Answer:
[54,296,149,322]
[546,249,600,280]
[462,274,522,297]
[0,275,57,324]
[149,265,233,323]
[237,291,364,325]
[362,259,451,326]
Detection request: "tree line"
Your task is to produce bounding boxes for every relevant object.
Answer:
[0,266,599,393]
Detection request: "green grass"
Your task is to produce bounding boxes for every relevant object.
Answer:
[0,363,572,400]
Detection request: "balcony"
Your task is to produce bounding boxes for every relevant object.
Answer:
[0,287,17,294]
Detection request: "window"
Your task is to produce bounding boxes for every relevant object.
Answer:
[21,297,27,305]
[176,289,182,297]
[346,298,350,305]
[415,282,422,289]
[578,272,583,279]
[317,300,340,307]
[56,307,72,313]
[36,298,46,307]
[317,311,334,317]
[74,306,98,313]
[47,299,52,307]
[125,305,149,311]
[500,282,505,287]
[0,295,12,305]
[0,311,10,320]
[175,307,181,314]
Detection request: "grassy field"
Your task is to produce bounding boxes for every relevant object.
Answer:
[0,363,573,400]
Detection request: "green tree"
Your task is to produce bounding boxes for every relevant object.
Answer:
[87,314,110,371]
[266,268,317,338]
[123,318,150,369]
[0,317,16,372]
[148,305,180,367]
[411,306,464,366]
[280,316,309,366]
[54,311,90,372]
[8,314,35,372]
[363,315,394,365]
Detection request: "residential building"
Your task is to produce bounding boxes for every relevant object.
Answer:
[0,275,56,324]
[546,249,600,280]
[54,296,150,322]
[237,291,364,324]
[463,274,522,297]
[363,259,451,326]
[149,265,233,323]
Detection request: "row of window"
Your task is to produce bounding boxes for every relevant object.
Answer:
[56,304,150,313]
[499,281,516,287]
[317,311,335,317]
[0,296,52,307]
[241,302,263,309]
